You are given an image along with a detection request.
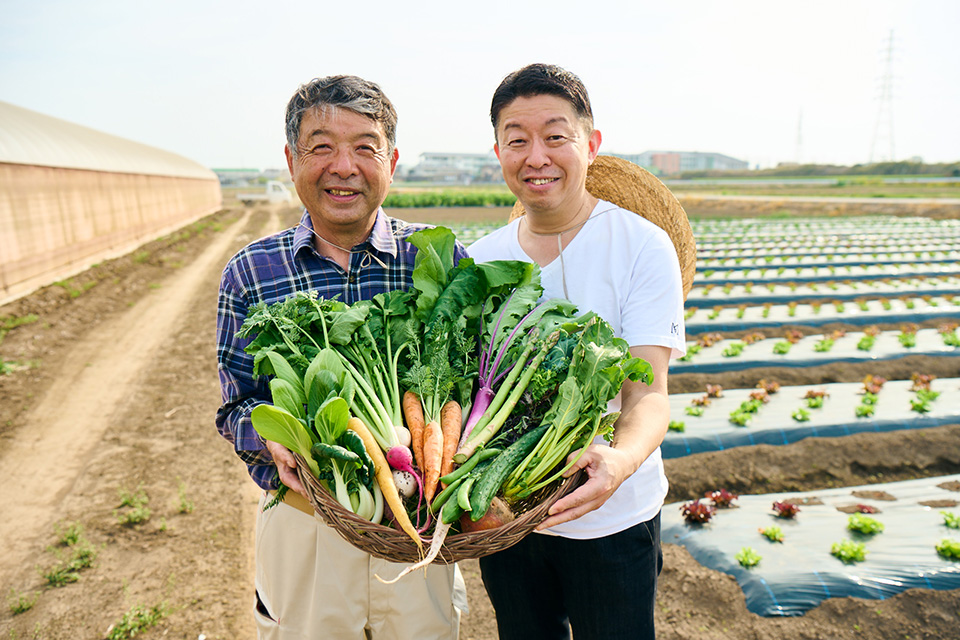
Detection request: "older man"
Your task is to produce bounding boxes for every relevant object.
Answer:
[216,75,466,640]
[468,64,686,640]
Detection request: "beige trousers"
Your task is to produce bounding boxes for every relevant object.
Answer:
[254,492,466,640]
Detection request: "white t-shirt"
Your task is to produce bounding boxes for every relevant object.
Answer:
[467,200,686,539]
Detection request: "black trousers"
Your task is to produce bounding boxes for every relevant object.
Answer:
[479,512,663,640]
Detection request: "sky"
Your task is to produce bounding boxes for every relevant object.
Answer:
[1,0,958,172]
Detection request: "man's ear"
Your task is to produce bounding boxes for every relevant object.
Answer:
[494,143,501,160]
[588,129,602,162]
[285,145,295,178]
[389,147,399,182]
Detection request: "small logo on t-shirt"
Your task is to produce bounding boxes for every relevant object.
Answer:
[671,322,679,335]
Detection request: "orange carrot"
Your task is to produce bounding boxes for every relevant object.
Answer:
[422,420,443,503]
[403,390,426,472]
[439,400,462,486]
[348,417,422,552]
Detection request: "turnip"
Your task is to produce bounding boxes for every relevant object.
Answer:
[392,469,418,499]
[394,425,412,448]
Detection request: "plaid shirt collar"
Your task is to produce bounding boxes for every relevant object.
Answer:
[293,208,400,260]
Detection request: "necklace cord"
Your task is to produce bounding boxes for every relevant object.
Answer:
[521,205,618,299]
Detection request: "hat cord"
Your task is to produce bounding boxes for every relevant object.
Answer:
[297,222,389,269]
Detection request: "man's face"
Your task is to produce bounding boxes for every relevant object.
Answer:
[494,94,600,217]
[285,106,398,238]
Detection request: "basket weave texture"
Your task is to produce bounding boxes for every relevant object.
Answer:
[295,452,584,564]
[509,154,697,300]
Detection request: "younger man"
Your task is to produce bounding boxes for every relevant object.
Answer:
[469,63,686,640]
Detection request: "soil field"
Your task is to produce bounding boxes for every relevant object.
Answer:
[1,199,959,640]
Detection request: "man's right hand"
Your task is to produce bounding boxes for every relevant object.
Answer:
[264,440,308,497]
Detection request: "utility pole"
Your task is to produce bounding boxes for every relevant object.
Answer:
[870,30,896,163]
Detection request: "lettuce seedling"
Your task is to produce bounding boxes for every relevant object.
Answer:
[831,539,867,564]
[942,511,960,529]
[759,526,784,543]
[735,547,762,568]
[706,488,738,508]
[681,499,716,525]
[721,342,745,357]
[847,514,884,535]
[772,501,801,519]
[936,539,960,560]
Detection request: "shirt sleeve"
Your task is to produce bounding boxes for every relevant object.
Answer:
[620,227,687,358]
[215,262,278,490]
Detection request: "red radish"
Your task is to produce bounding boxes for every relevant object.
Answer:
[386,444,426,528]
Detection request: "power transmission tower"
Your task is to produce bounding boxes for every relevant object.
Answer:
[795,109,803,165]
[870,30,896,163]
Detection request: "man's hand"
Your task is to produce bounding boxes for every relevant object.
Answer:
[536,344,672,531]
[264,440,308,497]
[536,444,636,530]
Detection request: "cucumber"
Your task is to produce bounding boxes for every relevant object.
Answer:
[430,457,496,515]
[430,475,465,515]
[469,425,548,521]
[440,488,466,525]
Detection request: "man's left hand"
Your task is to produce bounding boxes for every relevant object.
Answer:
[536,444,635,530]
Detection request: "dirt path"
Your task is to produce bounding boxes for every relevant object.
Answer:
[0,209,266,588]
[0,207,288,638]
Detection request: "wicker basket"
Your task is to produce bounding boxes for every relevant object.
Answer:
[295,452,584,564]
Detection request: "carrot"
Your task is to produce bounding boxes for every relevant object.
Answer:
[348,417,423,552]
[403,390,426,472]
[439,400,462,486]
[422,420,443,504]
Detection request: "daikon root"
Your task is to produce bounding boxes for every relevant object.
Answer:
[376,521,453,584]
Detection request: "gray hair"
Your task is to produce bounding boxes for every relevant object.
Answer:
[285,75,397,157]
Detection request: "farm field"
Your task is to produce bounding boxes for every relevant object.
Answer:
[0,198,959,639]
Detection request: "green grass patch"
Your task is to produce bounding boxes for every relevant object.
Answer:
[116,485,151,526]
[383,189,516,208]
[52,278,98,299]
[7,589,39,615]
[106,603,168,640]
[39,522,98,587]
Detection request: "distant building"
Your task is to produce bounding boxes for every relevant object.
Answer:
[404,151,503,184]
[609,151,748,176]
[213,167,289,186]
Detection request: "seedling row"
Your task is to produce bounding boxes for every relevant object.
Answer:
[685,294,960,334]
[672,325,960,374]
[697,251,960,271]
[661,474,960,616]
[694,261,960,286]
[663,376,958,458]
[687,274,960,308]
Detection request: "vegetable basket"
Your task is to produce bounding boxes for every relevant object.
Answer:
[295,452,584,564]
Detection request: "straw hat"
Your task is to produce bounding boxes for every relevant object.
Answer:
[508,155,697,299]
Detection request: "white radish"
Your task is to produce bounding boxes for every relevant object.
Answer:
[394,425,412,448]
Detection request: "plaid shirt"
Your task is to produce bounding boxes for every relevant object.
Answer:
[216,208,467,490]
